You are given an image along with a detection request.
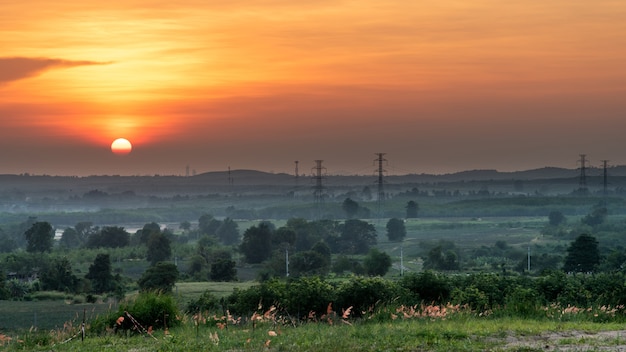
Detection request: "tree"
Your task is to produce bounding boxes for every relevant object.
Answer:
[290,251,330,277]
[24,221,54,253]
[0,270,10,300]
[338,219,377,254]
[136,222,161,245]
[286,241,332,277]
[406,201,419,219]
[548,211,566,227]
[86,253,114,293]
[86,226,130,248]
[146,232,172,266]
[423,245,459,271]
[563,234,600,273]
[0,231,17,253]
[216,217,240,245]
[40,257,78,293]
[199,214,222,236]
[581,207,608,227]
[180,221,192,232]
[59,227,80,249]
[386,218,406,241]
[74,221,94,241]
[342,198,360,219]
[239,222,273,263]
[364,248,392,276]
[210,259,237,281]
[272,227,297,248]
[138,262,179,292]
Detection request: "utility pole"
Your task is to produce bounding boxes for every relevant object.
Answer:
[578,154,588,194]
[295,160,299,186]
[527,245,531,272]
[602,160,609,195]
[312,160,326,219]
[374,153,387,218]
[400,245,404,277]
[285,247,289,277]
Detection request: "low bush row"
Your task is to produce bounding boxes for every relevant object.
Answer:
[198,271,626,322]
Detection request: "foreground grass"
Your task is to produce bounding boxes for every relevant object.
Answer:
[5,315,626,352]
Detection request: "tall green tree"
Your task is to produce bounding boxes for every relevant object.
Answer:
[86,226,130,248]
[364,248,392,276]
[239,222,273,263]
[563,234,600,273]
[210,259,237,282]
[216,217,240,245]
[406,201,419,219]
[136,222,161,245]
[24,221,54,253]
[386,218,406,241]
[138,262,179,292]
[548,211,566,226]
[199,214,222,236]
[342,198,360,219]
[146,232,172,266]
[338,219,377,254]
[581,207,608,227]
[86,253,114,293]
[0,230,17,253]
[423,245,460,271]
[59,227,80,249]
[40,257,78,293]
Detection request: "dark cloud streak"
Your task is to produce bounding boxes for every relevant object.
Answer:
[0,57,112,83]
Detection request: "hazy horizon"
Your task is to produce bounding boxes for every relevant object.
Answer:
[2,1,625,177]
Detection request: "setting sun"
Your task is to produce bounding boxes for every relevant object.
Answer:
[111,138,132,155]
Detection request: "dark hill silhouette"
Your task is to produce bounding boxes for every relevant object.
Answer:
[1,165,625,195]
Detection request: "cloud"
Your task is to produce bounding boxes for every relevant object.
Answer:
[0,57,112,83]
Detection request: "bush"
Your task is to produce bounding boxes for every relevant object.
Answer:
[285,276,336,317]
[90,292,179,334]
[400,271,451,304]
[335,276,409,317]
[226,278,287,315]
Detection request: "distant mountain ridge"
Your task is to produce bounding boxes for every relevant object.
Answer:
[1,166,625,188]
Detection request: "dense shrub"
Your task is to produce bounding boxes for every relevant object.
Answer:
[400,271,451,304]
[226,278,287,315]
[91,292,179,334]
[285,276,336,318]
[334,276,409,317]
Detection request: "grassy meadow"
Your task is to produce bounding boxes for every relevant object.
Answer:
[3,304,626,351]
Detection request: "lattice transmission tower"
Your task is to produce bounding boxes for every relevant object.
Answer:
[311,160,326,218]
[374,153,387,217]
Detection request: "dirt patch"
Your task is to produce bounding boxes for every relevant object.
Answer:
[498,330,626,351]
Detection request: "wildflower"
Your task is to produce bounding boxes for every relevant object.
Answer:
[342,306,353,319]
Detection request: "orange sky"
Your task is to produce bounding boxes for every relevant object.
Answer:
[1,0,626,176]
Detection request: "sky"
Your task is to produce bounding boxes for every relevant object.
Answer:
[1,0,626,176]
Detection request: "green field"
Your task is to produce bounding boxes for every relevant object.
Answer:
[0,282,254,332]
[0,300,117,332]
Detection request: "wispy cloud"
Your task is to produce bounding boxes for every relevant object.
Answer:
[0,57,112,83]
